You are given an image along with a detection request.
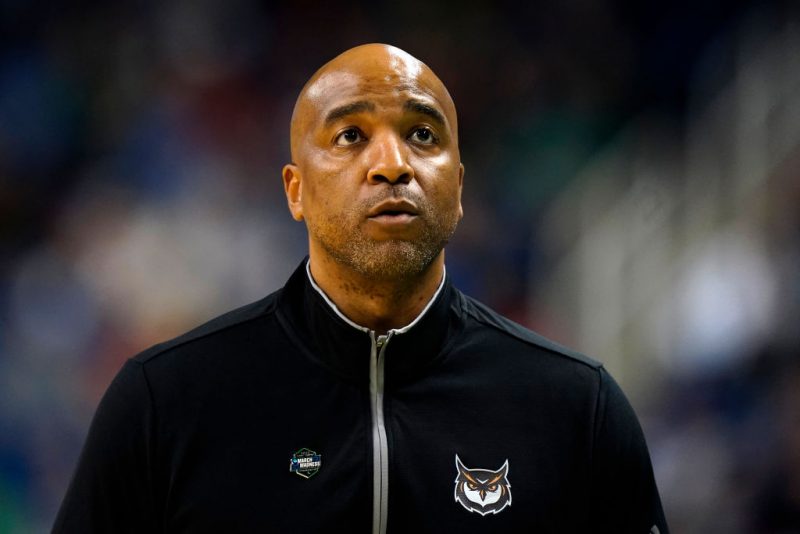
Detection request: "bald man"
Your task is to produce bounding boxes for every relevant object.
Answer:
[54,44,668,533]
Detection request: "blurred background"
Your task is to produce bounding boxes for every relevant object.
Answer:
[1,0,799,531]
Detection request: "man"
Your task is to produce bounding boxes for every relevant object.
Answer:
[54,44,668,533]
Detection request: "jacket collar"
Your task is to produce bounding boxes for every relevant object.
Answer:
[275,258,462,387]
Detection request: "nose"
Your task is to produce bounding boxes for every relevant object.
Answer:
[366,131,414,185]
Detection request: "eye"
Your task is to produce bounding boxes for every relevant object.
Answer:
[334,127,365,146]
[488,484,498,492]
[408,126,437,145]
[467,483,477,490]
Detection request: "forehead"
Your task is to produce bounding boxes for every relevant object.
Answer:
[467,469,497,480]
[303,57,454,129]
[308,49,425,99]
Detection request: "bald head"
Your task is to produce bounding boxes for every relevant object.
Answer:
[289,43,458,162]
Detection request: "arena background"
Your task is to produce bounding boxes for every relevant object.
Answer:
[1,1,799,531]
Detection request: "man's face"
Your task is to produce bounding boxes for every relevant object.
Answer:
[283,45,464,280]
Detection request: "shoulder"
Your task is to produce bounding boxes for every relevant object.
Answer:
[456,290,602,371]
[132,289,281,366]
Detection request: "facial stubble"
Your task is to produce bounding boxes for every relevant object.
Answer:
[306,188,460,281]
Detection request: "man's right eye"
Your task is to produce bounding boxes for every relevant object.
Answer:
[334,128,365,146]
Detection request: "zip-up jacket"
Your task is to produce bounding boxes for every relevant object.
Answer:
[53,259,669,533]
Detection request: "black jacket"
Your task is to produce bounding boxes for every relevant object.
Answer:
[54,260,668,533]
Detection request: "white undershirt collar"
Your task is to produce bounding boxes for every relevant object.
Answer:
[305,260,447,335]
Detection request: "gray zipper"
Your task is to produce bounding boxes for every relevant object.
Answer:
[370,332,391,534]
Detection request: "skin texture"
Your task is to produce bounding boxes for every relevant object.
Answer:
[283,43,464,333]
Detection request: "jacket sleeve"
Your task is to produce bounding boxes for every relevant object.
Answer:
[52,359,161,533]
[590,366,669,534]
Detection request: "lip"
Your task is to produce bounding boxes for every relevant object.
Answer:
[367,199,419,218]
[368,213,418,226]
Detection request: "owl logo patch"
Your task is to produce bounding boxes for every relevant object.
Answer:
[454,454,512,516]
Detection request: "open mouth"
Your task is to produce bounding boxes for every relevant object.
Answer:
[367,199,419,220]
[376,210,411,217]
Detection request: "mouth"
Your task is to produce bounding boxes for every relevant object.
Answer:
[367,199,419,220]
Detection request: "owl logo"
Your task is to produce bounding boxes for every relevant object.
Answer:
[454,454,512,516]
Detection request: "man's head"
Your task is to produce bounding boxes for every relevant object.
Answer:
[282,43,464,281]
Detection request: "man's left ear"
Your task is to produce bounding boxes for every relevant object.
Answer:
[282,164,304,221]
[458,163,465,219]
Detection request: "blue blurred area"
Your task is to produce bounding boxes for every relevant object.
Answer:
[1,1,799,532]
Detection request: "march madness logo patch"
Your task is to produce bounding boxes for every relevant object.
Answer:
[454,454,512,515]
[289,448,322,479]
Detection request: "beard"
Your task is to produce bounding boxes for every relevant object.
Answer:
[305,187,460,280]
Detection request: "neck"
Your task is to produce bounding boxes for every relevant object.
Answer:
[308,251,445,335]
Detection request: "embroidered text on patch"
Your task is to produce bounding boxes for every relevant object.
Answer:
[289,448,322,479]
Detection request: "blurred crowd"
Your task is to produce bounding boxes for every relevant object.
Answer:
[1,1,798,532]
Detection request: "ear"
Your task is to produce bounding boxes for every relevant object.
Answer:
[455,454,467,473]
[457,163,465,220]
[497,459,509,477]
[282,164,304,221]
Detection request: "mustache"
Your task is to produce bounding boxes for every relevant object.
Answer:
[359,186,425,211]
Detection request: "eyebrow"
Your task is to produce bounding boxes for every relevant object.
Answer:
[324,101,375,126]
[404,99,446,127]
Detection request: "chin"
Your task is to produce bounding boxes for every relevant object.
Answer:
[344,241,443,280]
